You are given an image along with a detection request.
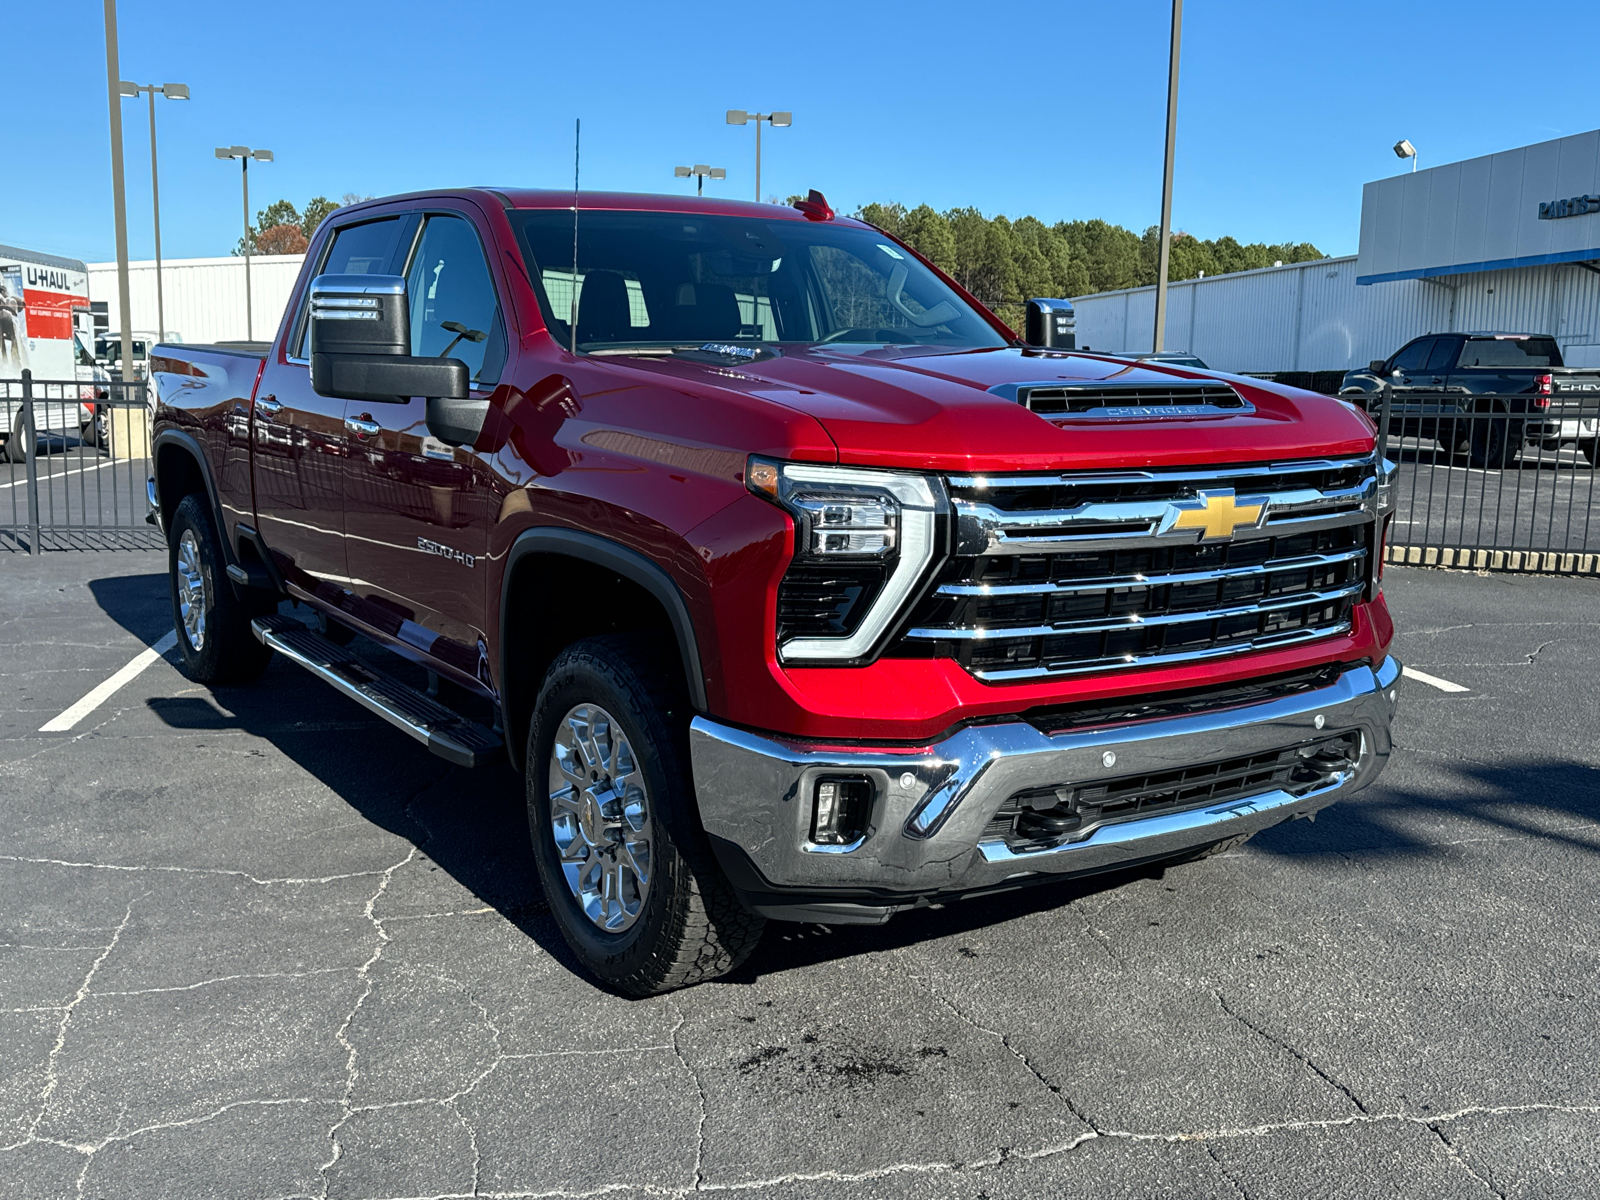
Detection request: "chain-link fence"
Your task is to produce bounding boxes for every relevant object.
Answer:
[1365,385,1600,572]
[1,371,161,552]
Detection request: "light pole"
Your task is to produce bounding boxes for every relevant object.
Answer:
[215,145,273,341]
[1394,139,1418,173]
[118,81,188,343]
[674,164,726,196]
[101,1,133,382]
[1152,0,1182,353]
[725,110,791,202]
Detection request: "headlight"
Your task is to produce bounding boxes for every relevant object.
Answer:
[748,457,944,662]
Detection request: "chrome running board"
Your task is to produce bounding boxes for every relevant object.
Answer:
[251,615,502,768]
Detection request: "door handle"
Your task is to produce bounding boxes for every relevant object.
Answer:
[345,415,381,439]
[256,395,282,417]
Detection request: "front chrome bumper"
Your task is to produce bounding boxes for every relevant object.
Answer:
[690,657,1401,919]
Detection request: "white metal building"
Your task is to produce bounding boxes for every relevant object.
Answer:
[1073,129,1600,375]
[87,253,305,345]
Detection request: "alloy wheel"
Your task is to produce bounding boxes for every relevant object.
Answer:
[547,703,653,932]
[175,529,207,651]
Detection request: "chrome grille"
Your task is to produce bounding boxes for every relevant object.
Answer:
[901,457,1378,682]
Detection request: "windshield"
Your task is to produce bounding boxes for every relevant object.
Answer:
[512,209,1007,352]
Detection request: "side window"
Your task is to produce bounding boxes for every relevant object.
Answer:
[295,217,403,357]
[1424,338,1459,372]
[405,215,507,386]
[1390,338,1433,372]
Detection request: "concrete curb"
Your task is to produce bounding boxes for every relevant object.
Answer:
[1386,543,1600,576]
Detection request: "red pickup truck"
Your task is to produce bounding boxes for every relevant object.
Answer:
[147,189,1401,995]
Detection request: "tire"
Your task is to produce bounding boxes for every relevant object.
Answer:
[80,409,106,450]
[1468,414,1514,469]
[1581,439,1599,469]
[3,416,26,464]
[526,633,764,996]
[167,494,275,685]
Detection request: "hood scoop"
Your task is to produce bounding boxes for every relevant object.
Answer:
[990,378,1252,419]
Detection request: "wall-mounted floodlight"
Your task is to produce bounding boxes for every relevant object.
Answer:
[1394,139,1417,172]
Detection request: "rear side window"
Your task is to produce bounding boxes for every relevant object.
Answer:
[323,219,404,276]
[294,217,405,356]
[1424,338,1459,371]
[1458,337,1562,368]
[1391,338,1433,371]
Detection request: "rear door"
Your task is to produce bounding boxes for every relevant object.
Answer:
[253,214,412,592]
[341,207,507,690]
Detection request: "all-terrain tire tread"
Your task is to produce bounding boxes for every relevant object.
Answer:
[169,494,275,686]
[531,633,763,995]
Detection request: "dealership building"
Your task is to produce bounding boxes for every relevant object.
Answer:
[1073,128,1600,380]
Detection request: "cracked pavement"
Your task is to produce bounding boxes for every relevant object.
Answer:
[1,553,1598,1198]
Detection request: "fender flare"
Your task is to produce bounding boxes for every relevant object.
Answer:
[151,429,236,568]
[499,526,711,718]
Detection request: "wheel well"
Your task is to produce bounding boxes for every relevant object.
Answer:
[155,442,206,530]
[501,552,685,770]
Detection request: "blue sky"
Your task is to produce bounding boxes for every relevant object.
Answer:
[5,1,1596,266]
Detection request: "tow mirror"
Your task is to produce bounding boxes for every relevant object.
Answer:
[1023,298,1077,349]
[1368,360,1387,375]
[309,274,488,447]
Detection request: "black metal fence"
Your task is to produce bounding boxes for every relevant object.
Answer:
[1369,385,1600,573]
[4,372,1598,573]
[1,371,160,552]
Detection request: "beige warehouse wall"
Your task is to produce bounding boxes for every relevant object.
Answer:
[87,254,306,345]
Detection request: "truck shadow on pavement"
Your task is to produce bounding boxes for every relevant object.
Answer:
[93,574,1600,988]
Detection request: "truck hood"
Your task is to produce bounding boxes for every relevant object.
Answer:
[625,344,1377,471]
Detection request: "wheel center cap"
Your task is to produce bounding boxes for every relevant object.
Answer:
[578,782,623,847]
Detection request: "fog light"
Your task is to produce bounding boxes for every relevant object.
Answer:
[812,777,871,846]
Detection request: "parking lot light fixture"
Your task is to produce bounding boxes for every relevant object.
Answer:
[674,164,726,196]
[725,109,792,201]
[119,80,190,343]
[215,144,274,340]
[1394,139,1417,172]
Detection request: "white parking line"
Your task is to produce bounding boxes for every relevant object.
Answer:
[0,460,119,489]
[1402,665,1470,693]
[39,631,179,732]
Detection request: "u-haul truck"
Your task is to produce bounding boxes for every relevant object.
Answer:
[1,244,104,461]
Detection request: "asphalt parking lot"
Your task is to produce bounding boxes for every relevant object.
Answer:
[2,551,1598,1199]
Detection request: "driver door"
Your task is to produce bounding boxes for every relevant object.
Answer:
[341,209,507,689]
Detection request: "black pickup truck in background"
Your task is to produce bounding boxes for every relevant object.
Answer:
[1340,333,1600,468]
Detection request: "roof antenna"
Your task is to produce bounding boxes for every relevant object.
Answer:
[570,117,580,356]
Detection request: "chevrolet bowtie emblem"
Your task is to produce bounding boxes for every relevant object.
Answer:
[1162,489,1269,542]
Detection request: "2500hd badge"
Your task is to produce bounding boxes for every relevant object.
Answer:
[417,536,475,568]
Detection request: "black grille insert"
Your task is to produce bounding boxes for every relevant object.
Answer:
[984,731,1361,849]
[1019,381,1246,416]
[777,564,888,642]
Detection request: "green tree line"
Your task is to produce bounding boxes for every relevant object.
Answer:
[232,193,372,256]
[854,202,1323,330]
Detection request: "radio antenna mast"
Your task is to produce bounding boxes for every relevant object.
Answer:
[570,118,580,356]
